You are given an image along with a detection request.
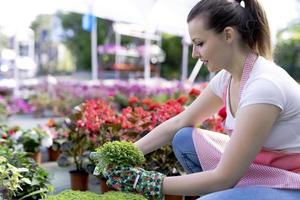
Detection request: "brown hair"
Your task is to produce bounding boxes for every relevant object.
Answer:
[187,0,272,60]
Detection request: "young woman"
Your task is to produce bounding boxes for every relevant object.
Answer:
[105,0,300,199]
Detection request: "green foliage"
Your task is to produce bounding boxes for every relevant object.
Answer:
[274,23,300,80]
[58,105,92,171]
[0,156,29,198]
[161,34,182,79]
[46,190,100,200]
[18,128,49,153]
[46,190,146,200]
[100,191,147,200]
[31,14,61,74]
[143,145,181,176]
[58,12,108,71]
[161,34,208,81]
[0,146,53,199]
[91,141,145,175]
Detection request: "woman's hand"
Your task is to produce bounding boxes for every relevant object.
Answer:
[105,166,165,200]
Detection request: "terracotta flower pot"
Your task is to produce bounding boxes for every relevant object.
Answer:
[99,177,112,194]
[30,151,42,164]
[48,147,61,161]
[69,170,89,191]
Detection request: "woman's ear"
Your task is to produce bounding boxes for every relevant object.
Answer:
[223,27,235,44]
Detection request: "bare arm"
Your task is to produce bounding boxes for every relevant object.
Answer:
[135,86,224,154]
[162,104,281,196]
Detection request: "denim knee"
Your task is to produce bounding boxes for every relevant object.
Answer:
[172,127,194,151]
[172,127,202,173]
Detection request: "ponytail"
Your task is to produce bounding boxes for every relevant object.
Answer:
[242,0,272,59]
[187,0,273,60]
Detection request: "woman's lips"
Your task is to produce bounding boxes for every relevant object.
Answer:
[201,60,208,65]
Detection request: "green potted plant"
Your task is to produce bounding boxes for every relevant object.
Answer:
[41,119,69,161]
[0,156,30,199]
[57,104,95,191]
[90,141,145,194]
[17,127,53,164]
[0,145,53,199]
[90,141,145,175]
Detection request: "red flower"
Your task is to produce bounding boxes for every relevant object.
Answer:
[189,88,201,97]
[218,106,227,121]
[78,99,119,133]
[128,96,140,105]
[2,133,7,139]
[176,95,188,105]
[141,97,159,110]
[202,115,224,133]
[156,99,184,122]
[8,129,15,135]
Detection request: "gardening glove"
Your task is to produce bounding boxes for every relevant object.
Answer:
[105,166,165,200]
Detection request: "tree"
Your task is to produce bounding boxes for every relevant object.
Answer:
[31,14,58,74]
[58,12,109,71]
[274,22,300,80]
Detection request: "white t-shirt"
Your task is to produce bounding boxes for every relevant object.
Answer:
[209,56,300,153]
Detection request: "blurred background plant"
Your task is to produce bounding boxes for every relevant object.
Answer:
[0,146,53,199]
[274,22,300,80]
[0,155,29,199]
[17,127,52,154]
[0,124,19,149]
[42,119,69,151]
[0,96,11,122]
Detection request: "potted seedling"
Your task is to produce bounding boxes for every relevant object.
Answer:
[90,141,145,193]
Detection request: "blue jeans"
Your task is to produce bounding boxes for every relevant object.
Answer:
[172,127,300,200]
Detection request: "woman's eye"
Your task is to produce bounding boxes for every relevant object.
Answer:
[196,42,204,47]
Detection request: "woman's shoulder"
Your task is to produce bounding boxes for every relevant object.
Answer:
[211,69,231,82]
[250,56,293,83]
[208,70,231,98]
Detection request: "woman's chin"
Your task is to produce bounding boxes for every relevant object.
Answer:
[206,63,222,73]
[207,65,218,73]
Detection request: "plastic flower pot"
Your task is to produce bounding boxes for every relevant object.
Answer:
[69,170,89,191]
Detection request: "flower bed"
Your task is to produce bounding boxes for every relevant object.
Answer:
[1,77,204,118]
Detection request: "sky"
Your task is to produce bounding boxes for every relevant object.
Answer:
[0,0,298,41]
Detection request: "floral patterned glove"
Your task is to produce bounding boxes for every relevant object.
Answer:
[105,166,165,200]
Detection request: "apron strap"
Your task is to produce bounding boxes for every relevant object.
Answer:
[239,53,258,102]
[221,53,258,134]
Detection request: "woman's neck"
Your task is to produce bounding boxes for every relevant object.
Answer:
[226,47,253,82]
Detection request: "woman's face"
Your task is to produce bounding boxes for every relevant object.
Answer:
[188,17,231,72]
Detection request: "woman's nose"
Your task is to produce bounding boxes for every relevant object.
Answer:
[192,46,201,59]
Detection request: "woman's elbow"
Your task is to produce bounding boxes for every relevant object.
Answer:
[173,112,194,129]
[212,169,240,190]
